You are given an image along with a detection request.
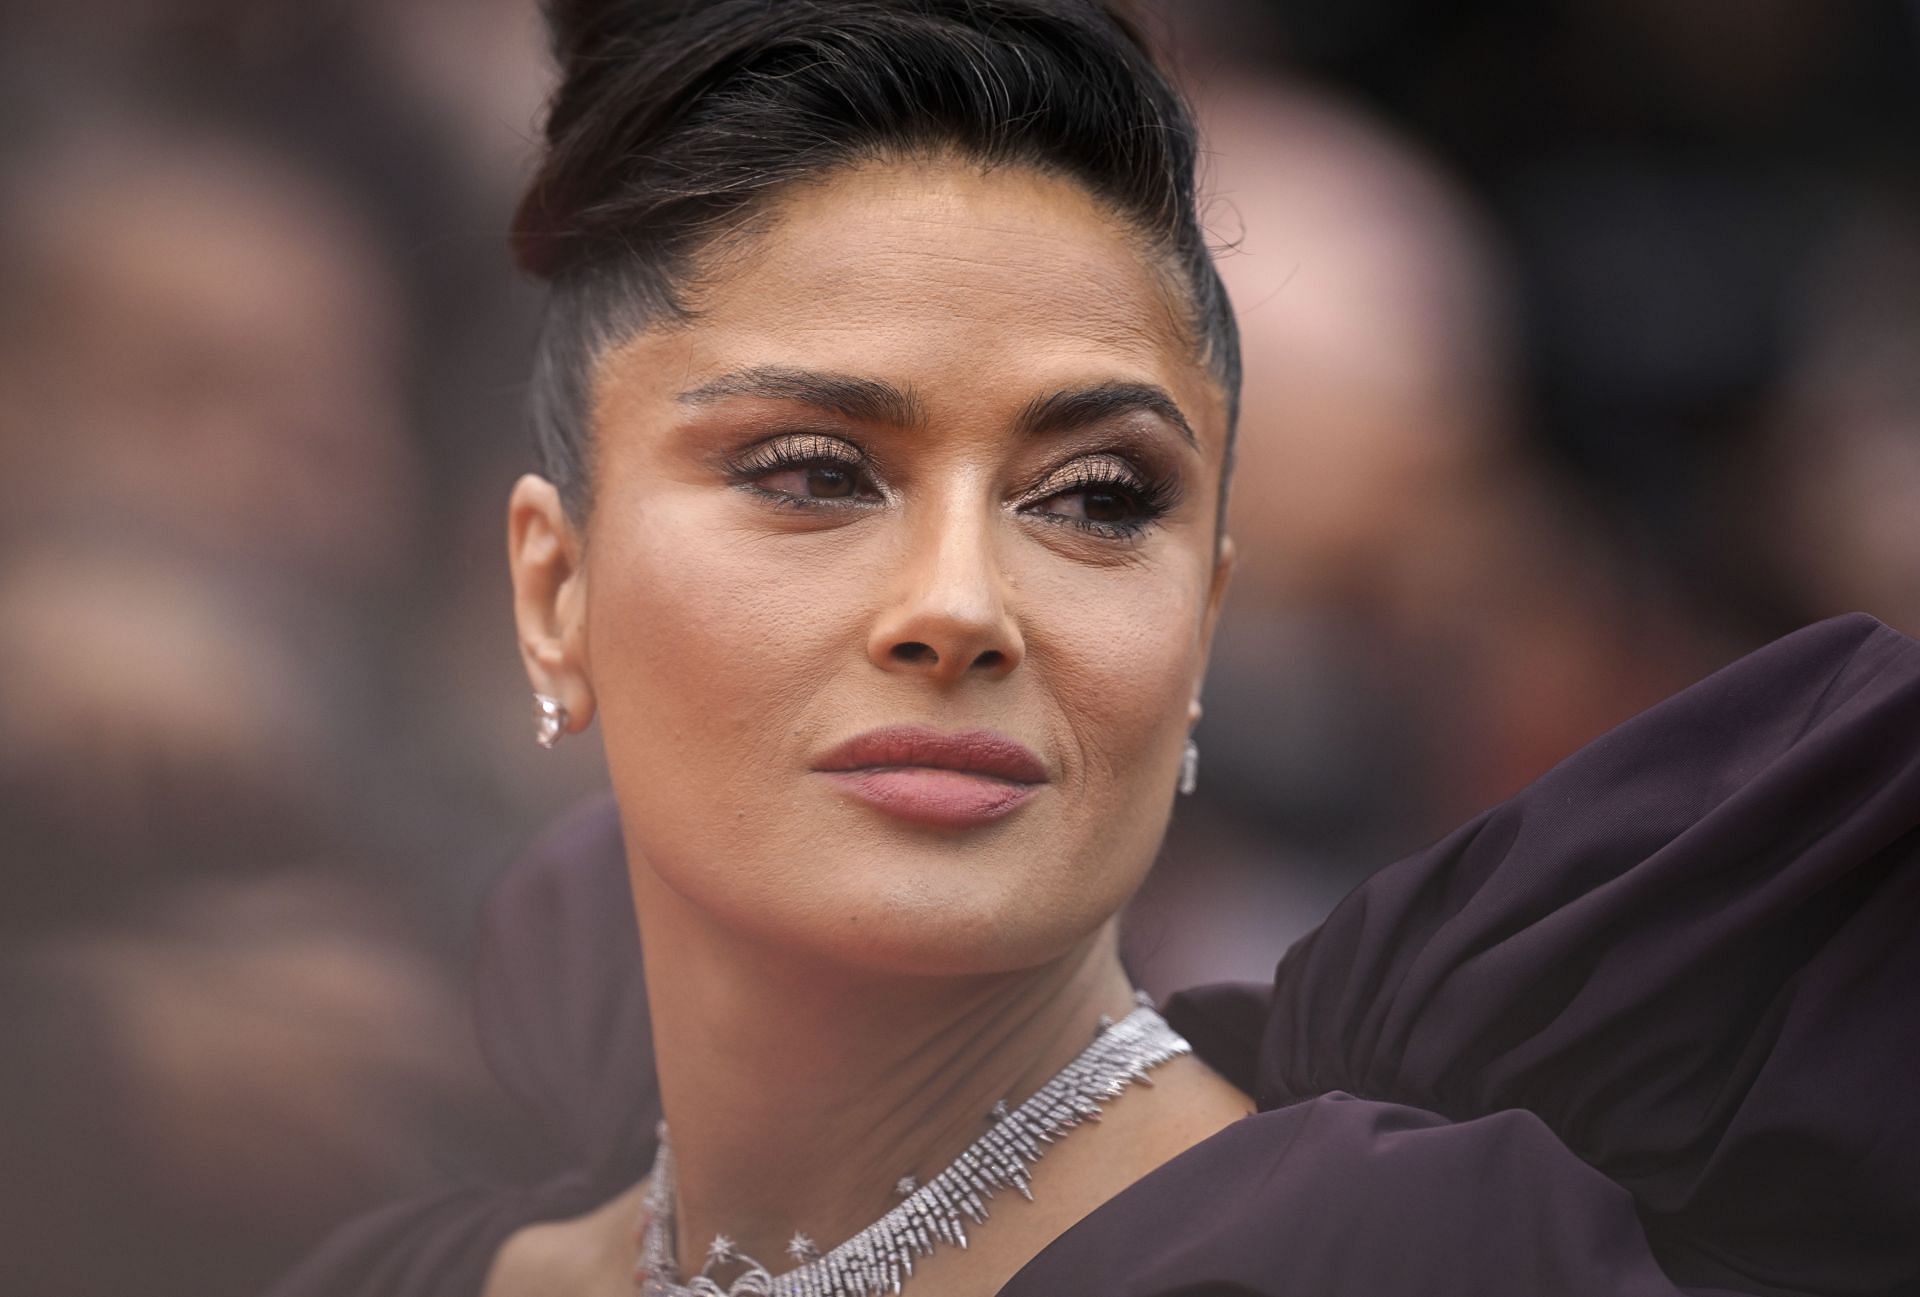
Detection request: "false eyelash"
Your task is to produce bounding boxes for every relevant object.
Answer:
[723,432,874,481]
[723,435,1181,541]
[721,434,885,508]
[1023,459,1182,541]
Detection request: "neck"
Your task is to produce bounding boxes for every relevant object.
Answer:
[632,868,1139,1276]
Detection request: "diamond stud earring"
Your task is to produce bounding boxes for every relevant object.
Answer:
[533,693,570,749]
[1178,738,1199,795]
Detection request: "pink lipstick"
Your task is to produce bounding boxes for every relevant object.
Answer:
[812,725,1048,828]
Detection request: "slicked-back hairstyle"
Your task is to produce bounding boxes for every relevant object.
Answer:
[512,0,1241,548]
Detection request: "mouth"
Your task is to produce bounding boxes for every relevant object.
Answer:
[812,725,1048,828]
[812,724,1048,782]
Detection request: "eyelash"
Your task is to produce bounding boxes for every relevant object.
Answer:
[722,434,1180,541]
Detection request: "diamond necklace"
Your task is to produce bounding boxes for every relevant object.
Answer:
[635,994,1189,1297]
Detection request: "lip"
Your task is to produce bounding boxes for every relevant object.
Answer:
[812,725,1049,828]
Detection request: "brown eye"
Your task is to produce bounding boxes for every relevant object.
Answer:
[754,459,877,501]
[802,464,858,497]
[724,434,884,510]
[1081,488,1132,523]
[1037,486,1128,519]
[1021,455,1180,541]
[1036,485,1145,527]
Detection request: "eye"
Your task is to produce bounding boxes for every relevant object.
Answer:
[723,433,884,509]
[1023,456,1180,541]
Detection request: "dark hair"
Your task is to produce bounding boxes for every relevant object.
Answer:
[512,0,1240,549]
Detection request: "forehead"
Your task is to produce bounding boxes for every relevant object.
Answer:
[597,159,1222,441]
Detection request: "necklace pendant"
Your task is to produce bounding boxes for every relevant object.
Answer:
[637,1002,1190,1297]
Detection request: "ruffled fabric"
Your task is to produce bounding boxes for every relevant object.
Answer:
[271,612,1920,1297]
[1001,1097,1701,1296]
[1270,609,1920,1293]
[1015,611,1920,1296]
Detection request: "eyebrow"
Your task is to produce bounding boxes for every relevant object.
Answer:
[676,366,1197,452]
[1013,382,1198,454]
[676,366,924,427]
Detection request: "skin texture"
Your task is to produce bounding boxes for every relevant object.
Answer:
[500,158,1246,1295]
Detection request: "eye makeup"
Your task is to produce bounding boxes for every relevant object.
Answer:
[1011,450,1182,541]
[717,428,1186,542]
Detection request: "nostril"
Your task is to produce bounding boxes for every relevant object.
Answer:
[892,642,937,664]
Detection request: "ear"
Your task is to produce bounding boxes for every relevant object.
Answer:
[507,473,595,735]
[1190,532,1236,727]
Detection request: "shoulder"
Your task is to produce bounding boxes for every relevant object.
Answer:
[1005,1094,1682,1297]
[482,1179,647,1297]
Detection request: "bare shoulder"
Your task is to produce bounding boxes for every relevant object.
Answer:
[482,1179,649,1297]
[896,1050,1257,1295]
[1126,1052,1258,1162]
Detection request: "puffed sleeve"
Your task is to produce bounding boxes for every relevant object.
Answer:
[1002,1093,1699,1297]
[1255,612,1920,1295]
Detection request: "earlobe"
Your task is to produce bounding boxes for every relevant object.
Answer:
[506,473,596,733]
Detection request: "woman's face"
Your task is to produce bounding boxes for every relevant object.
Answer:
[516,158,1235,977]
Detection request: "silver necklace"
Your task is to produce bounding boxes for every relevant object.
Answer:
[635,994,1189,1297]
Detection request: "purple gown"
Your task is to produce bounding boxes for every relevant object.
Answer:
[270,612,1920,1296]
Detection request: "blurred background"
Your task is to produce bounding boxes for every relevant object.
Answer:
[0,1,1914,1292]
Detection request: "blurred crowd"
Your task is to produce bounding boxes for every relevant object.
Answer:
[0,2,1914,1293]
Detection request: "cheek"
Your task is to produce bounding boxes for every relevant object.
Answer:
[1039,572,1198,773]
[585,493,853,798]
[1022,561,1203,874]
[584,489,918,953]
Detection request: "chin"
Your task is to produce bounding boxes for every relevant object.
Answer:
[700,851,1134,980]
[826,889,1112,979]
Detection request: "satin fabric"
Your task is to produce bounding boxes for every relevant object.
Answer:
[271,612,1920,1296]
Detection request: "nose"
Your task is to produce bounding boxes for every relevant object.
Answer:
[867,495,1024,686]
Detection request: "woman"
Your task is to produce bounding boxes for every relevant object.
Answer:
[274,2,1920,1294]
